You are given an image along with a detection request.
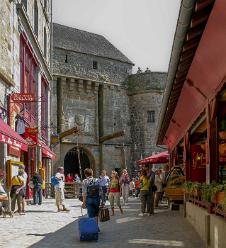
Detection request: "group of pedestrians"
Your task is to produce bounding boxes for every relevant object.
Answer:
[51,164,169,219]
[138,164,169,216]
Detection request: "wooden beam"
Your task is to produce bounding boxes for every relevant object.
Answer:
[59,126,79,139]
[99,131,125,143]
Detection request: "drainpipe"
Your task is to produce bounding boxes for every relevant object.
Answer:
[156,0,196,145]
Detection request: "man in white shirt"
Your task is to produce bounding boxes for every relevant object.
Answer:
[55,167,69,212]
[19,165,27,214]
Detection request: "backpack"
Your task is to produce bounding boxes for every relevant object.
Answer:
[51,176,59,187]
[87,179,100,198]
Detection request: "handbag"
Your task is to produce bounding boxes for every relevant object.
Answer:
[99,206,110,222]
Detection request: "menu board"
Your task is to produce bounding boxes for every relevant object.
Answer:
[6,160,24,189]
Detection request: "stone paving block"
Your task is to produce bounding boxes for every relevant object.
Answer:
[0,198,204,248]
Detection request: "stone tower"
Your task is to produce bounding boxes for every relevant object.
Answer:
[127,69,167,166]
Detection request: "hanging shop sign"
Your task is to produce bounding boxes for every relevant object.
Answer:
[24,127,38,145]
[11,93,35,103]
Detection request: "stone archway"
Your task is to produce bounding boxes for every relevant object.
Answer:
[64,146,95,179]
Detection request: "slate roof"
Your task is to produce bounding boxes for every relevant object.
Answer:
[53,23,134,65]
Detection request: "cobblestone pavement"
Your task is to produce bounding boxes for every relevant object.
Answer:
[0,198,204,248]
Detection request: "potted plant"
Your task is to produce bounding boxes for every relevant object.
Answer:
[219,195,226,212]
[211,183,226,204]
[192,182,203,197]
[201,183,212,203]
[183,181,193,195]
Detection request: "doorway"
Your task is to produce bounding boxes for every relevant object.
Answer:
[64,147,91,179]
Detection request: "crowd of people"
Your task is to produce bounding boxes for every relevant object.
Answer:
[52,164,169,219]
[0,164,169,218]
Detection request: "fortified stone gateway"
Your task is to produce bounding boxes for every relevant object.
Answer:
[51,23,166,176]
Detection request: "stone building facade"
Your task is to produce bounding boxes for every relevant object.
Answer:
[0,0,52,189]
[127,71,167,164]
[52,23,166,177]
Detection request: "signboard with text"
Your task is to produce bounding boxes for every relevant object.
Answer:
[11,93,35,103]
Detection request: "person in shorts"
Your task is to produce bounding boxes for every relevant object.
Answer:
[82,168,100,222]
[108,171,123,216]
[55,167,69,212]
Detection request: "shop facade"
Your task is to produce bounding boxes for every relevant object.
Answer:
[157,0,226,247]
[157,0,226,183]
[0,0,54,198]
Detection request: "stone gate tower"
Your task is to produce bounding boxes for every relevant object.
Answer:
[51,23,134,176]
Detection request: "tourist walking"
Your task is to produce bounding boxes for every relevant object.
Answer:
[19,165,27,214]
[139,169,151,216]
[119,169,130,205]
[98,170,110,206]
[82,168,100,223]
[54,167,69,212]
[108,171,123,216]
[146,164,155,214]
[74,173,81,183]
[33,172,43,205]
[10,169,25,214]
[129,178,136,197]
[154,169,163,208]
[135,175,141,198]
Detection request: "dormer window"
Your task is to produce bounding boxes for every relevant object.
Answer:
[93,61,98,69]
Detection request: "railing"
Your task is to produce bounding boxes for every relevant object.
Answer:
[45,182,81,199]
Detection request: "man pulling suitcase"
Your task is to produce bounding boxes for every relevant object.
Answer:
[79,168,100,241]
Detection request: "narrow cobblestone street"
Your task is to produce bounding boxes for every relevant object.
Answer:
[0,198,204,248]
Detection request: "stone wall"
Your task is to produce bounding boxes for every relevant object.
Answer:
[100,86,131,143]
[53,48,132,84]
[127,71,167,162]
[24,0,51,66]
[186,202,226,248]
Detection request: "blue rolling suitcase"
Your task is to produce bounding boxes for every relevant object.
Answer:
[79,216,99,241]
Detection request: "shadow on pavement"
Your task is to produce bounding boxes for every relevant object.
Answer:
[28,200,204,248]
[26,210,56,213]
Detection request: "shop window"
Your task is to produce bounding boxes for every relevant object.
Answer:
[22,0,27,11]
[147,111,155,123]
[93,61,98,69]
[20,35,37,125]
[34,0,38,37]
[44,27,47,58]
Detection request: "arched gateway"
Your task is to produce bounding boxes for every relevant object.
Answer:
[64,146,95,179]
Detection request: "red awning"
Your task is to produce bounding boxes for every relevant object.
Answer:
[137,151,169,165]
[0,118,28,151]
[38,140,56,160]
[164,0,226,150]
